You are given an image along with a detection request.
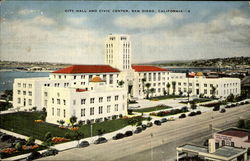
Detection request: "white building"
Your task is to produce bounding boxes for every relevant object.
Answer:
[13,34,241,124]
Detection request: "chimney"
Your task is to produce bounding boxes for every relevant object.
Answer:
[208,139,216,153]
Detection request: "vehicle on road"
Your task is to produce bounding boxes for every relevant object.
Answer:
[112,133,125,140]
[160,118,167,123]
[134,127,142,134]
[220,109,226,113]
[94,137,107,144]
[26,151,42,161]
[79,141,90,148]
[196,111,202,115]
[154,120,161,126]
[167,117,175,121]
[179,114,186,119]
[141,124,147,130]
[146,122,153,127]
[42,148,59,157]
[124,131,133,137]
[188,112,196,117]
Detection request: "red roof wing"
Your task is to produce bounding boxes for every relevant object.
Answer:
[52,65,120,74]
[132,65,168,72]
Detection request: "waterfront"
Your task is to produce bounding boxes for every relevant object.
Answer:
[0,71,49,91]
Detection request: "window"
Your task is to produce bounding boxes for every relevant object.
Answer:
[64,109,66,118]
[18,98,21,104]
[44,100,48,106]
[28,99,32,106]
[189,83,192,86]
[74,76,76,79]
[18,83,21,87]
[81,99,86,105]
[178,82,181,86]
[23,91,26,95]
[23,83,26,88]
[222,140,225,146]
[57,108,60,117]
[231,142,234,147]
[57,92,60,97]
[52,98,54,104]
[90,98,95,104]
[59,75,61,79]
[204,89,207,94]
[64,75,67,79]
[57,99,60,105]
[63,100,66,105]
[28,84,32,88]
[17,90,21,95]
[107,96,111,102]
[52,108,54,116]
[99,97,103,103]
[28,91,32,96]
[81,109,85,117]
[109,75,113,84]
[73,100,76,105]
[204,84,207,87]
[115,104,118,111]
[44,92,48,97]
[99,106,103,114]
[107,105,111,113]
[196,83,199,87]
[90,107,94,115]
[115,95,119,101]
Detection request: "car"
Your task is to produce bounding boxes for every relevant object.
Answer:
[79,141,90,148]
[94,137,107,144]
[124,131,133,137]
[154,120,161,126]
[179,114,186,119]
[146,122,153,127]
[220,109,226,113]
[188,112,196,117]
[245,101,249,104]
[196,111,202,115]
[112,133,125,140]
[160,118,167,123]
[26,151,42,161]
[0,134,12,142]
[167,117,175,121]
[213,107,220,111]
[134,127,142,134]
[42,148,59,157]
[141,124,147,130]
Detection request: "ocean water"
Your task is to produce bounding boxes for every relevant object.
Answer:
[0,71,49,91]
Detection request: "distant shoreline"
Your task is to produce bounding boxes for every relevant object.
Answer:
[0,69,53,73]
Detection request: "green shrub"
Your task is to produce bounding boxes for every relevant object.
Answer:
[15,142,23,151]
[26,136,35,145]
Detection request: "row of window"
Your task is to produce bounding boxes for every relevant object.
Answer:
[52,108,66,118]
[17,83,32,88]
[79,95,121,105]
[17,90,32,96]
[17,98,32,106]
[81,104,120,117]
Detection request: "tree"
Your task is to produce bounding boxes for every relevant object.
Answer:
[15,142,23,151]
[59,120,65,127]
[190,102,197,110]
[70,116,77,127]
[149,88,156,98]
[238,119,245,128]
[26,136,35,146]
[172,81,176,95]
[227,93,235,102]
[118,80,124,87]
[211,85,217,98]
[166,83,171,95]
[39,114,46,121]
[145,83,151,99]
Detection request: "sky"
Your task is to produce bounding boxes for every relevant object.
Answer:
[0,1,250,64]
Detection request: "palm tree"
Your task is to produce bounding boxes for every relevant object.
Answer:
[142,78,146,92]
[145,83,151,99]
[118,80,124,87]
[149,88,156,98]
[211,85,217,98]
[171,81,176,95]
[166,82,171,95]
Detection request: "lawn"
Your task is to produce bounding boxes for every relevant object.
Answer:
[179,98,213,104]
[148,95,185,101]
[0,112,130,141]
[132,105,172,113]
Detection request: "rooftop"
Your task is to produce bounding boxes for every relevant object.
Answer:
[132,65,168,72]
[217,128,250,138]
[52,65,120,74]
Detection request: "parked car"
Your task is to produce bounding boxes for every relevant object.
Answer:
[26,151,42,161]
[112,133,125,140]
[160,118,167,123]
[146,122,153,127]
[154,120,161,126]
[42,148,59,157]
[94,137,107,144]
[220,109,226,113]
[188,112,196,117]
[124,131,133,137]
[79,141,90,148]
[134,127,142,134]
[0,134,12,142]
[179,114,186,119]
[196,111,202,115]
[141,124,147,130]
[167,117,175,121]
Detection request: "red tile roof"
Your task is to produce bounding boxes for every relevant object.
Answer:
[52,65,120,74]
[218,129,250,138]
[132,65,168,72]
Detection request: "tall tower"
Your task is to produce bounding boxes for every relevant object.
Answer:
[104,34,131,71]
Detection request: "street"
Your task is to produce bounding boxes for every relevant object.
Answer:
[40,104,250,161]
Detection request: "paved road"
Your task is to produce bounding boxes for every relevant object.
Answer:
[40,104,250,161]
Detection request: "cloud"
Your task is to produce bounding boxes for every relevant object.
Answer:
[67,17,87,26]
[18,9,40,15]
[114,13,183,29]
